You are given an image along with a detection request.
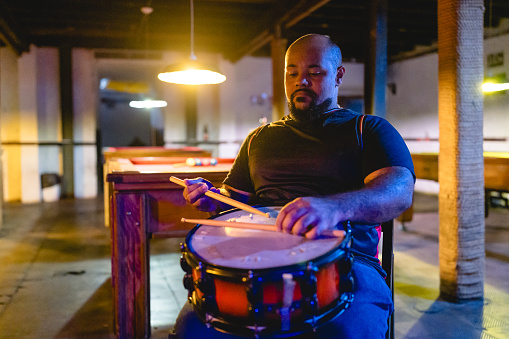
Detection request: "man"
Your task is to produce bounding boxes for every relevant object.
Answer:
[172,34,415,338]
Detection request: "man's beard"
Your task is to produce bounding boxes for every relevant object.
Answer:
[288,90,333,124]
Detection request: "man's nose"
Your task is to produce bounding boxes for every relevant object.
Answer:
[297,74,309,86]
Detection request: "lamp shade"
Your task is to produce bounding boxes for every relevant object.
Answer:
[158,61,226,85]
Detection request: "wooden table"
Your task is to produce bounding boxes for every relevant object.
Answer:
[106,157,233,338]
[401,152,509,221]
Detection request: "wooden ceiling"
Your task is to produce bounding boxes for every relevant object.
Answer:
[1,0,509,63]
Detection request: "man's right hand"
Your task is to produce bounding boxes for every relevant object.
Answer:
[182,178,220,213]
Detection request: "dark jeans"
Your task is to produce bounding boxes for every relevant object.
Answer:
[171,261,393,338]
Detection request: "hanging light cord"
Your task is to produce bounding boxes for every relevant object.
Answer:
[190,0,196,60]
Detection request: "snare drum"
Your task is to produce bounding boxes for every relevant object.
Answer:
[180,207,354,337]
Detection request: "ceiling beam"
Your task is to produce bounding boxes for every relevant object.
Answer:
[0,1,29,54]
[282,0,332,29]
[227,0,332,62]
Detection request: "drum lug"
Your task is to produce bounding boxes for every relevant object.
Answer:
[245,278,262,303]
[338,255,353,275]
[180,243,192,274]
[195,277,213,294]
[301,263,318,295]
[183,273,194,291]
[194,278,218,315]
[340,273,355,294]
[302,295,318,316]
[201,294,217,311]
[339,251,354,294]
[195,262,209,291]
[301,263,318,316]
[194,263,218,314]
[180,256,192,273]
[245,270,264,326]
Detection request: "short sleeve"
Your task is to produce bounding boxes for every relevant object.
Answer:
[361,116,416,181]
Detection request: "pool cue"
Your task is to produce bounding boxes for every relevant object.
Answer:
[181,218,345,238]
[170,176,270,218]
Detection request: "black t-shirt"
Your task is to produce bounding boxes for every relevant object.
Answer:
[224,108,415,275]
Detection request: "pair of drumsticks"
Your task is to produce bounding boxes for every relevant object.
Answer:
[170,176,344,238]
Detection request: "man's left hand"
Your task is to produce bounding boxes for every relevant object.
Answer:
[276,197,341,239]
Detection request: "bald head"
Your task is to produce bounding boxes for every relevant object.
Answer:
[284,34,346,123]
[286,34,342,69]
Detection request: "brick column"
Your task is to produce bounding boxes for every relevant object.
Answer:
[438,0,485,301]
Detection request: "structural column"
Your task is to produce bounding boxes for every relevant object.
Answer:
[438,0,485,301]
[364,0,388,117]
[60,45,74,198]
[271,27,287,122]
[37,47,62,198]
[18,46,41,203]
[72,48,98,199]
[0,47,22,202]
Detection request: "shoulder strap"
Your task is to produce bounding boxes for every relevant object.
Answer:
[356,114,365,150]
[356,114,382,247]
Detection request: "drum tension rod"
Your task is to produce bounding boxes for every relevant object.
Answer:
[301,262,319,323]
[246,270,264,329]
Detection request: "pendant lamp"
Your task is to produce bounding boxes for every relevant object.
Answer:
[158,0,226,85]
[482,74,509,93]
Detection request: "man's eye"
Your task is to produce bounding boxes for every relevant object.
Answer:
[310,72,321,76]
[287,73,297,77]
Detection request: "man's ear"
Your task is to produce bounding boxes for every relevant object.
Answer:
[336,66,346,86]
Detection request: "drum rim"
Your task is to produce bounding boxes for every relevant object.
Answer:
[183,206,352,279]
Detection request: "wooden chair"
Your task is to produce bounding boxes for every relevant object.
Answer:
[380,220,395,339]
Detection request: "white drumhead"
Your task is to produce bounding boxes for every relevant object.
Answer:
[189,207,342,269]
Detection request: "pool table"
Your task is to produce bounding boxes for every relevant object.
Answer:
[106,156,234,338]
[401,152,509,222]
[102,146,211,226]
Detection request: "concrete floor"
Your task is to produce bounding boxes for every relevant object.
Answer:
[0,193,508,339]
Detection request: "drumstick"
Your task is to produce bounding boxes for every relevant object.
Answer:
[170,176,270,218]
[181,218,345,238]
[181,218,275,231]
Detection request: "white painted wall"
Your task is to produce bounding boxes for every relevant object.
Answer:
[158,51,187,145]
[483,34,509,152]
[217,60,239,158]
[341,62,365,97]
[386,34,509,154]
[386,53,440,154]
[228,56,274,142]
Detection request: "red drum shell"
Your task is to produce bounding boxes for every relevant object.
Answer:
[181,206,353,337]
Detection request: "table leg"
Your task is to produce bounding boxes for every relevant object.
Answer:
[111,193,150,338]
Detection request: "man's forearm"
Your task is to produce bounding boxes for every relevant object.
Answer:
[329,166,414,224]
